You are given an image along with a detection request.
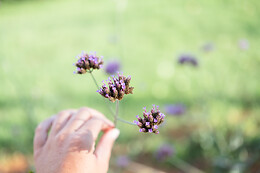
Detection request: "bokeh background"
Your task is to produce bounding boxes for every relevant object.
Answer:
[0,0,260,172]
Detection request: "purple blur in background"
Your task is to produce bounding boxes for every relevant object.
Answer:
[178,54,198,66]
[116,155,130,168]
[105,60,121,75]
[155,144,174,161]
[239,39,249,50]
[164,104,186,116]
[202,42,214,52]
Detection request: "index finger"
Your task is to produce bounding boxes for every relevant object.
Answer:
[61,107,114,134]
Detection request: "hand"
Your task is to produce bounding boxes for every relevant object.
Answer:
[33,107,120,173]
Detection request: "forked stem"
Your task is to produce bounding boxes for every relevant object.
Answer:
[89,72,133,127]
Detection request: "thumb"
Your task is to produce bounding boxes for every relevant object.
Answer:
[95,128,120,166]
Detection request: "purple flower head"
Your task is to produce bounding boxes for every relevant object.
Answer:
[97,73,134,102]
[178,54,198,67]
[202,42,214,52]
[165,104,186,116]
[155,144,174,161]
[116,155,130,168]
[105,60,121,75]
[135,105,165,134]
[74,51,104,74]
[239,39,249,50]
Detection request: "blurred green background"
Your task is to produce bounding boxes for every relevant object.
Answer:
[0,0,260,172]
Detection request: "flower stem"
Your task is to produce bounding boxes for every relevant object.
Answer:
[117,117,136,126]
[168,157,205,173]
[114,100,119,127]
[89,71,99,90]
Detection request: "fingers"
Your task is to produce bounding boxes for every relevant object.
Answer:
[77,117,113,141]
[62,107,113,134]
[51,109,76,135]
[34,116,56,151]
[95,128,120,167]
[83,107,114,126]
[61,107,92,133]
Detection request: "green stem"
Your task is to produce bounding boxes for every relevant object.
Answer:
[114,100,119,127]
[117,117,136,126]
[168,157,205,173]
[89,71,99,90]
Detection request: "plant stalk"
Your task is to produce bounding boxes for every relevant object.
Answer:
[114,100,119,127]
[89,71,99,90]
[168,157,205,173]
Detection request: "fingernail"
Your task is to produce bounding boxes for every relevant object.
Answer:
[111,128,120,139]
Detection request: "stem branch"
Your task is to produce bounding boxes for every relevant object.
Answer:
[117,117,136,126]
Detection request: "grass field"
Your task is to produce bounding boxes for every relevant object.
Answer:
[0,0,260,172]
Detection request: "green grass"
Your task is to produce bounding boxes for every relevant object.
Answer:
[0,0,260,171]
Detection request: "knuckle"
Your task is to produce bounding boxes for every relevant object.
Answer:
[58,110,69,117]
[55,133,67,146]
[79,107,89,112]
[35,125,42,133]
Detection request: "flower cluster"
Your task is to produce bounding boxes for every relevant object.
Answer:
[178,54,198,66]
[134,105,165,134]
[74,51,104,74]
[97,73,134,102]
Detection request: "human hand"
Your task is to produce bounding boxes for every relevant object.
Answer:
[33,107,120,173]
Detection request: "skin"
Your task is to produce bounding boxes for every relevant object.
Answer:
[34,107,120,173]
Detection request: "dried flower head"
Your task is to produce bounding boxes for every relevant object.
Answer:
[134,105,165,134]
[97,73,134,102]
[74,51,104,74]
[178,54,198,67]
[155,144,174,161]
[105,60,121,75]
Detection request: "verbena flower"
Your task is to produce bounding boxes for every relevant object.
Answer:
[105,60,121,75]
[116,155,130,168]
[202,42,214,52]
[178,54,198,66]
[155,144,174,161]
[165,104,186,116]
[134,105,165,134]
[74,51,104,74]
[97,73,134,102]
[239,39,249,50]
